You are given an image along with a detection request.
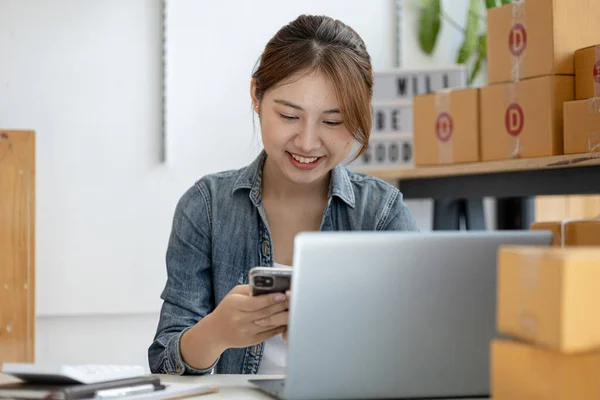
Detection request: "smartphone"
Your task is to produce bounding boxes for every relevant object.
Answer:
[249,266,292,296]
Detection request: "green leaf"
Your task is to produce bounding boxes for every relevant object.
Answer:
[468,55,483,85]
[418,0,441,55]
[484,0,497,8]
[478,34,487,59]
[500,0,512,4]
[456,0,479,64]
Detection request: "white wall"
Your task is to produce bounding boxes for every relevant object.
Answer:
[36,314,160,372]
[1,0,175,316]
[2,0,491,368]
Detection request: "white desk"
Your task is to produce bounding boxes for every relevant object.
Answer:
[0,373,490,399]
[159,374,282,399]
[0,374,277,399]
[158,374,490,400]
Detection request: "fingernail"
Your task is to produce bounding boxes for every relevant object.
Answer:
[255,319,266,326]
[274,293,286,302]
[285,290,291,298]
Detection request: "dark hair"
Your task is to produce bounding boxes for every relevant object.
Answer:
[252,15,373,157]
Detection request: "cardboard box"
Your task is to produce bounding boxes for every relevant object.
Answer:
[491,339,600,400]
[480,75,573,161]
[413,88,480,166]
[531,219,600,246]
[563,99,600,154]
[575,45,600,100]
[487,0,600,84]
[497,246,600,353]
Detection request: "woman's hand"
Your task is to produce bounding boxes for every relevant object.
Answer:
[209,285,289,349]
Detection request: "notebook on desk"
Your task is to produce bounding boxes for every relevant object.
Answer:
[0,375,161,400]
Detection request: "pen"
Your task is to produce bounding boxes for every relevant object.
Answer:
[94,383,163,399]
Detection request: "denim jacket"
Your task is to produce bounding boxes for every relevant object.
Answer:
[148,150,418,375]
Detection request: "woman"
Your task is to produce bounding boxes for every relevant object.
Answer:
[148,14,418,376]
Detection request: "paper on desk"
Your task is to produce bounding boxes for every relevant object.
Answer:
[84,382,218,400]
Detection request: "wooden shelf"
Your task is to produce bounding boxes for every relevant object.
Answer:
[357,154,600,200]
[359,154,600,181]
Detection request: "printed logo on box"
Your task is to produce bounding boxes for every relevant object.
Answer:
[593,61,600,84]
[435,112,453,142]
[505,103,524,137]
[508,24,527,57]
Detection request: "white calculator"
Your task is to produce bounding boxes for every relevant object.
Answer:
[1,363,146,384]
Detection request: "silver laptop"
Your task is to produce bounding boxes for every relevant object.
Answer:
[250,230,552,400]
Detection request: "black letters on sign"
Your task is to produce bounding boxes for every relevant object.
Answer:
[397,78,408,97]
[389,143,399,162]
[375,143,386,162]
[425,75,432,94]
[391,110,400,131]
[376,111,385,131]
[412,76,418,96]
[358,140,412,166]
[402,142,412,162]
[443,74,449,89]
[362,147,372,164]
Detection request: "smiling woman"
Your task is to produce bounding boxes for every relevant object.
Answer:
[148,14,418,377]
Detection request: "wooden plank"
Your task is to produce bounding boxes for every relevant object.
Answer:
[0,130,35,365]
[359,153,600,181]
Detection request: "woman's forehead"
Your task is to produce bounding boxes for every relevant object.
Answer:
[266,71,339,109]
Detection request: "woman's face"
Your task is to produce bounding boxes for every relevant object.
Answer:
[252,71,354,186]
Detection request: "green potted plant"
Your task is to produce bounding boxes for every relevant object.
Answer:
[417,0,514,85]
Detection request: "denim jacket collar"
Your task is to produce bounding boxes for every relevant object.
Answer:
[232,150,356,209]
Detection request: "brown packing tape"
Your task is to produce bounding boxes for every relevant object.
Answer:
[586,97,600,153]
[505,0,526,159]
[434,89,453,164]
[518,249,540,338]
[509,0,526,84]
[559,215,600,247]
[585,46,600,153]
[595,45,600,98]
[504,82,523,158]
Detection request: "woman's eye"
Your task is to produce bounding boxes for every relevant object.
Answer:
[279,114,298,121]
[324,121,343,126]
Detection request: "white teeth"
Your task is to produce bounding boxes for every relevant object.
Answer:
[291,154,318,164]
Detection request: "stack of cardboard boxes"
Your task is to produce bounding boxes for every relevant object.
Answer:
[483,2,600,398]
[531,219,600,247]
[412,0,600,166]
[564,44,600,154]
[493,246,600,399]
